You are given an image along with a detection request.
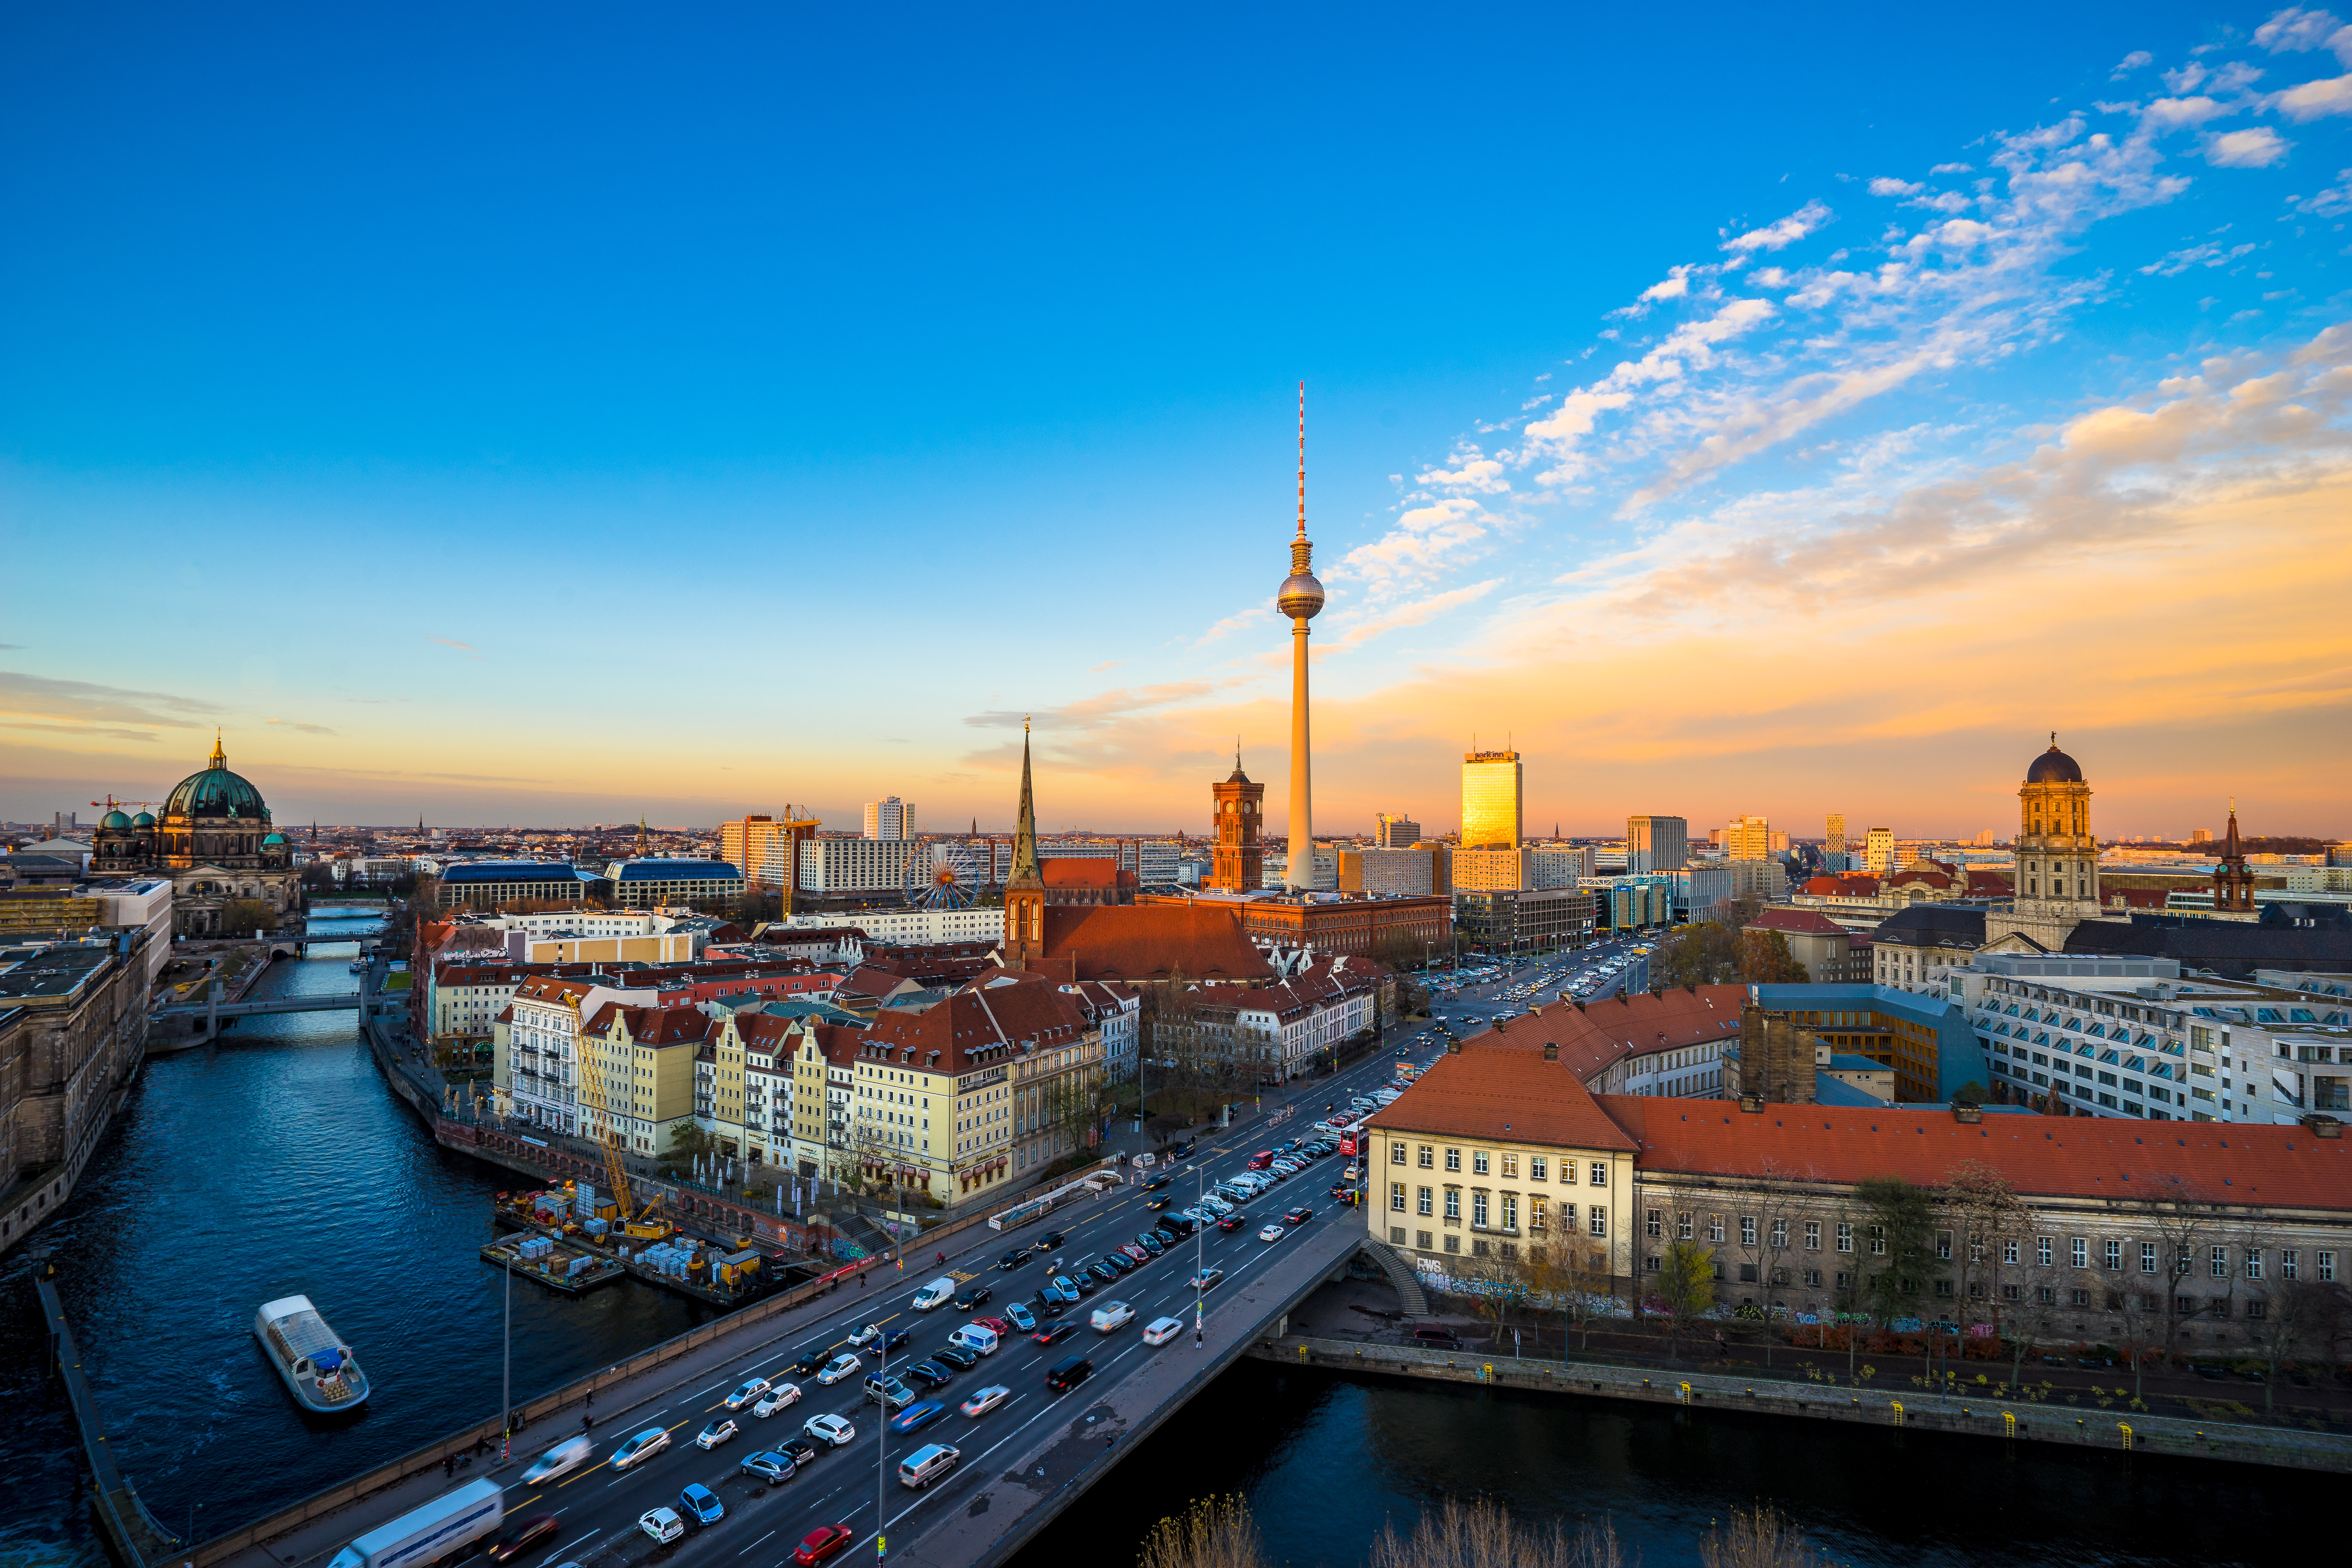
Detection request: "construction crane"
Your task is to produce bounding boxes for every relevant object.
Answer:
[571,1022,670,1240]
[774,806,822,920]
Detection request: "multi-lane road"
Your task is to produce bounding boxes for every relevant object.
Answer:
[435,938,1655,1568]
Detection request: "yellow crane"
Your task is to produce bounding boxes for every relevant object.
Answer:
[572,1022,670,1240]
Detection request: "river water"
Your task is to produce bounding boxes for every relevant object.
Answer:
[1,906,2332,1568]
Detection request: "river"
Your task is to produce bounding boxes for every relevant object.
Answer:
[1,907,2333,1568]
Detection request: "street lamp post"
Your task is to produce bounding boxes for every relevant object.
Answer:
[501,1247,512,1461]
[875,1328,888,1564]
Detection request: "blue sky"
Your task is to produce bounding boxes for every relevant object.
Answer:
[5,3,2350,838]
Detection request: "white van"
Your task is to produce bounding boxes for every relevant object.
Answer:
[948,1323,999,1356]
[898,1442,961,1490]
[1090,1301,1135,1333]
[911,1276,957,1311]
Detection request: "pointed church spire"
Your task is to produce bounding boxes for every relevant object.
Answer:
[1008,718,1042,889]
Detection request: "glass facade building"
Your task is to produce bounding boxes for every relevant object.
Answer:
[1461,750,1523,849]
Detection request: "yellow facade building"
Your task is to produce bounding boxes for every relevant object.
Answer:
[1460,750,1523,849]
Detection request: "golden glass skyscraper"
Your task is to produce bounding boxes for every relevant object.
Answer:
[1461,750,1523,849]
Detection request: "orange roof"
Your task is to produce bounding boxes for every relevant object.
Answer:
[1597,1097,2352,1211]
[1365,1046,1638,1152]
[1038,904,1275,983]
[1746,908,1847,937]
[862,978,1090,1072]
[1804,874,1880,896]
[1465,985,1748,1082]
[1043,858,1128,889]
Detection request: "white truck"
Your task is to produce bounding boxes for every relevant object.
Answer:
[325,1479,503,1568]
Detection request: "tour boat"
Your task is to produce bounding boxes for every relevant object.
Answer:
[254,1294,370,1412]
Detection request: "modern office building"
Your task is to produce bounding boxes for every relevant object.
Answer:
[1376,812,1423,848]
[1626,815,1688,874]
[718,813,820,891]
[1339,845,1452,896]
[1724,815,1770,861]
[603,858,746,909]
[797,837,915,893]
[863,797,916,840]
[1865,826,1896,875]
[1461,750,1523,849]
[1826,813,1846,857]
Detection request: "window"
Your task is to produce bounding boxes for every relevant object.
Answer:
[2037,1286,2056,1305]
[1391,1141,1406,1165]
[1590,1161,1609,1187]
[2037,1237,2054,1267]
[2322,1252,2337,1283]
[2246,1250,2264,1281]
[1417,1186,1433,1216]
[1771,1218,1789,1249]
[1708,1215,1726,1243]
[1936,1230,1953,1261]
[2141,1242,2158,1275]
[1444,1148,1461,1172]
[1678,1212,1694,1240]
[1589,1205,1608,1238]
[1836,1222,1854,1253]
[2210,1245,2229,1279]
[1804,1221,1821,1251]
[1417,1230,1433,1250]
[1804,1267,1822,1287]
[1444,1189,1461,1221]
[1869,1225,1887,1257]
[1472,1192,1490,1227]
[1647,1210,1663,1239]
[1530,1196,1548,1233]
[2246,1298,2268,1320]
[1445,1235,1459,1253]
[1530,1156,1548,1181]
[1418,1144,1434,1168]
[2103,1239,2122,1271]
[1391,1182,1406,1212]
[1501,1194,1518,1230]
[2283,1250,2300,1281]
[1472,1150,1490,1176]
[1741,1216,1759,1247]
[1562,1161,1579,1185]
[2071,1288,2092,1308]
[1499,1153,1518,1178]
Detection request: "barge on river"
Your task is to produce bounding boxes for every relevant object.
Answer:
[481,1232,625,1294]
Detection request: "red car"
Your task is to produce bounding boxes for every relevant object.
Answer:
[795,1524,855,1564]
[1246,1151,1274,1170]
[973,1315,1011,1335]
[486,1515,560,1564]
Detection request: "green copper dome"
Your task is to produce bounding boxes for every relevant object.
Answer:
[131,811,154,828]
[164,735,270,821]
[101,809,132,829]
[261,832,287,845]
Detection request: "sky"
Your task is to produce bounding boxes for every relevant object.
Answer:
[4,3,2350,842]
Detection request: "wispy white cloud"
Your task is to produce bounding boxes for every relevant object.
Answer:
[2141,240,2259,275]
[1721,199,1833,257]
[2112,49,2155,78]
[2206,125,2294,165]
[2255,6,2352,64]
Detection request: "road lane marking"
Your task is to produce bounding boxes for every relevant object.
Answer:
[733,1529,776,1556]
[533,1527,598,1566]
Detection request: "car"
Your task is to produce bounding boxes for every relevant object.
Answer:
[891,1399,951,1435]
[1143,1316,1185,1346]
[1145,1195,1173,1210]
[1090,1301,1135,1333]
[1032,1320,1080,1347]
[1258,1224,1287,1243]
[1143,1173,1172,1191]
[863,1373,915,1408]
[638,1508,685,1546]
[1038,1295,1069,1319]
[792,1345,833,1376]
[1330,1185,1359,1205]
[1284,1205,1314,1225]
[793,1524,855,1565]
[754,1382,802,1417]
[846,1323,882,1347]
[1186,1267,1225,1291]
[612,1426,671,1470]
[678,1484,724,1527]
[1122,1241,1151,1262]
[1039,1229,1068,1249]
[1199,1195,1234,1215]
[1167,1140,1194,1159]
[998,1247,1031,1270]
[724,1376,771,1410]
[518,1436,594,1485]
[1004,1302,1037,1332]
[780,1435,821,1466]
[1153,1225,1182,1247]
[974,1315,1011,1336]
[816,1353,861,1385]
[1136,1233,1165,1256]
[696,1417,739,1450]
[1218,1213,1249,1232]
[1411,1325,1465,1349]
[1161,1217,1193,1238]
[740,1449,796,1484]
[1247,1151,1274,1170]
[904,1359,955,1388]
[1040,1274,1079,1305]
[953,1282,993,1310]
[486,1514,560,1563]
[803,1412,856,1447]
[933,1342,979,1370]
[1104,1251,1136,1274]
[960,1384,1011,1416]
[1396,1045,1410,1056]
[1340,1164,1361,1182]
[884,1328,913,1354]
[1073,1270,1104,1296]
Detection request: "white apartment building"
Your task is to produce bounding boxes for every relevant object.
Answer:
[864,798,916,840]
[1952,953,2352,1125]
[798,837,913,893]
[780,905,1004,946]
[501,975,661,1134]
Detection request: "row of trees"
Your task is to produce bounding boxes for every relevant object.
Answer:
[1436,1158,2351,1409]
[1651,898,1809,987]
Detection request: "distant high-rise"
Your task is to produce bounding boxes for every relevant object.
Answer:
[864,797,915,840]
[1376,812,1422,849]
[1210,750,1266,892]
[1626,815,1687,873]
[1725,815,1770,860]
[1865,827,1895,874]
[1825,813,1846,856]
[2190,827,2213,845]
[1461,751,1523,849]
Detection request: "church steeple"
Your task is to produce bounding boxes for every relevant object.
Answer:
[2215,797,2255,913]
[1003,719,1047,967]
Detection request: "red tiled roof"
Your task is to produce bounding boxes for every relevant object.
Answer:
[1804,875,1880,896]
[1043,858,1126,889]
[1366,1047,1638,1152]
[1746,908,1848,937]
[1966,869,2014,894]
[1463,985,1748,1083]
[1037,904,1276,983]
[1595,1097,2352,1211]
[862,978,1090,1073]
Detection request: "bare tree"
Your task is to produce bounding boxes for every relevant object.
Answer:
[1370,1496,1624,1568]
[2135,1178,2227,1370]
[1140,1495,1267,1568]
[1737,1160,1806,1367]
[1941,1160,2031,1381]
[1697,1503,1828,1568]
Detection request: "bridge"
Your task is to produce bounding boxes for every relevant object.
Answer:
[152,987,368,1044]
[154,1047,1416,1568]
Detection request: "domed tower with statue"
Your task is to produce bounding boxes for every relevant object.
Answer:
[91,732,305,937]
[1984,734,2108,950]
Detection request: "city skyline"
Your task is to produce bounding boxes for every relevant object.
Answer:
[5,5,2351,836]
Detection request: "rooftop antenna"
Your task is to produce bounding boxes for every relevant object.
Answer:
[1296,379,1307,539]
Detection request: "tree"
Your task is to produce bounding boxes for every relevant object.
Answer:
[1370,1496,1623,1568]
[1941,1159,2031,1381]
[1856,1176,1938,1334]
[1697,1503,1828,1568]
[1656,922,1740,987]
[2134,1178,2227,1370]
[1140,1495,1266,1568]
[1735,928,1810,984]
[666,1120,715,1168]
[1548,1236,1616,1353]
[220,898,274,938]
[1655,1238,1715,1361]
[1737,1160,1807,1366]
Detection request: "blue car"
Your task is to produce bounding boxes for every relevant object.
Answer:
[1004,1301,1037,1332]
[884,1328,913,1354]
[889,1399,950,1436]
[678,1483,724,1527]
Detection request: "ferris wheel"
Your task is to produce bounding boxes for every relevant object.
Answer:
[902,838,993,909]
